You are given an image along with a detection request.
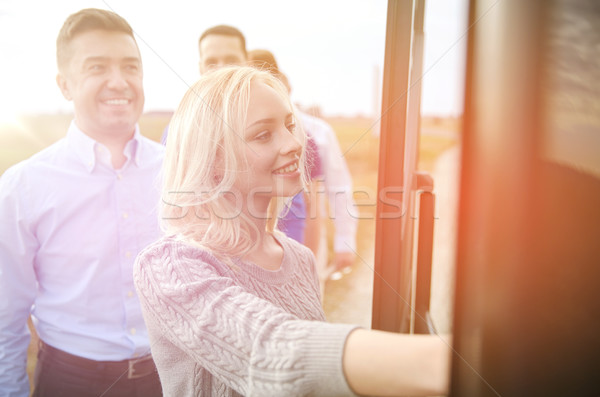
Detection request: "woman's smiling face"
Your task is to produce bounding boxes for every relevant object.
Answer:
[235,81,303,207]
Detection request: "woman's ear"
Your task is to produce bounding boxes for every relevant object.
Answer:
[212,150,224,184]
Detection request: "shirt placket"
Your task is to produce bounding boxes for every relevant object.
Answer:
[114,166,149,358]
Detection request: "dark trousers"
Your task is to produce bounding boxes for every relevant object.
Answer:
[32,341,162,397]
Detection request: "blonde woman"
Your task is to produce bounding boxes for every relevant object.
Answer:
[134,66,450,396]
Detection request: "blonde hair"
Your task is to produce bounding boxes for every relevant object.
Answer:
[161,66,307,258]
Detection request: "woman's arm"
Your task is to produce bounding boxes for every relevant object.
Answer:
[343,329,452,396]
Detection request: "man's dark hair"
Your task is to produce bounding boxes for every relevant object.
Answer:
[198,24,247,56]
[56,8,136,72]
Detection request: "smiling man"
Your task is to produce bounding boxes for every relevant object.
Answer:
[56,28,145,161]
[0,8,164,397]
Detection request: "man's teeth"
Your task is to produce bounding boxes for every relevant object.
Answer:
[274,162,298,174]
[105,99,129,105]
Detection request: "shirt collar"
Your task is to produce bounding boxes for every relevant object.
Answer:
[66,121,143,172]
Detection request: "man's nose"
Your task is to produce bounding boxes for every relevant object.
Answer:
[106,68,128,90]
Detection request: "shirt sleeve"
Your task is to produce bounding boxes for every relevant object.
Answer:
[134,244,358,397]
[0,167,38,397]
[315,122,358,253]
[160,123,169,146]
[305,134,324,180]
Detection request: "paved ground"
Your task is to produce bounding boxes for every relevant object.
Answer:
[322,228,375,328]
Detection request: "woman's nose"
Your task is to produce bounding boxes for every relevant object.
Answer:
[281,129,303,157]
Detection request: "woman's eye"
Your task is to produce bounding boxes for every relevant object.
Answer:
[255,131,271,141]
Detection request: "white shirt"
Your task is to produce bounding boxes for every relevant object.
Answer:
[298,111,358,253]
[0,121,164,396]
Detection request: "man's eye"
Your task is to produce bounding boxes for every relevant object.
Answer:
[225,57,241,65]
[90,65,104,71]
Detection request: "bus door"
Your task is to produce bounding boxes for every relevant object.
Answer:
[372,0,436,334]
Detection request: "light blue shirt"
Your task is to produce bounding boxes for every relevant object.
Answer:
[0,121,164,396]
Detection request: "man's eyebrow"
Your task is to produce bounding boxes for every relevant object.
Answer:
[122,57,141,63]
[82,56,108,64]
[82,56,140,64]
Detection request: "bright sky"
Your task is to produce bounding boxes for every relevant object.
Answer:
[0,0,467,119]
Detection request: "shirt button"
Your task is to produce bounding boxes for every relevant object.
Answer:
[122,212,129,219]
[127,291,134,297]
[130,328,136,335]
[125,251,132,258]
[117,173,123,180]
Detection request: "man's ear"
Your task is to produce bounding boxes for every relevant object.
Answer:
[56,73,72,101]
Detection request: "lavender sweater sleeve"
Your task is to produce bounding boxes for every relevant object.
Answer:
[134,236,359,397]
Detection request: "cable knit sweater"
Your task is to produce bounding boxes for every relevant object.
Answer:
[134,234,359,396]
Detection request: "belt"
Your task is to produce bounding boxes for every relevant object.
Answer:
[39,341,157,380]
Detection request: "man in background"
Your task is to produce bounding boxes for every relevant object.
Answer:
[0,8,164,396]
[197,24,247,73]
